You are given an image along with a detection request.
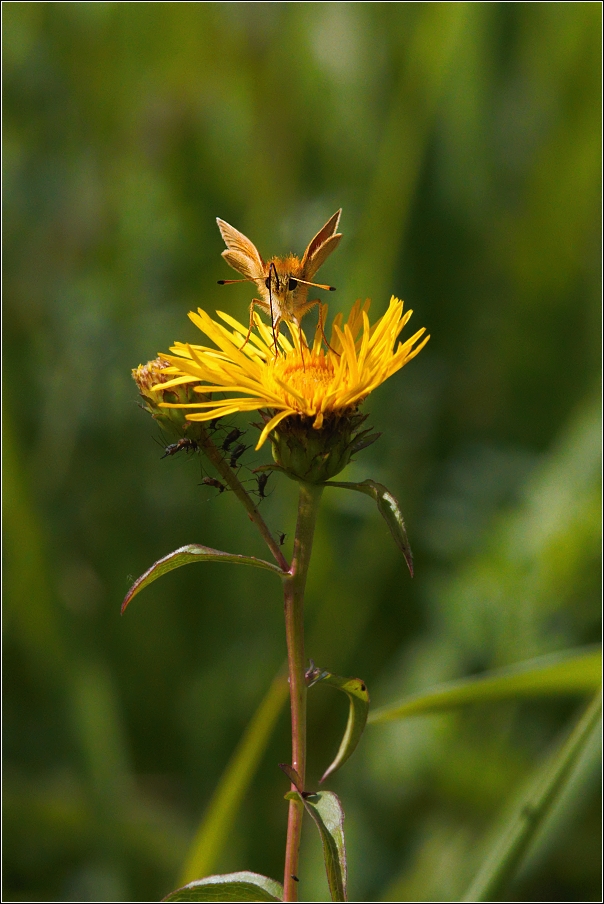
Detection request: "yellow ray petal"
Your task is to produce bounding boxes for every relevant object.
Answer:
[256,409,296,449]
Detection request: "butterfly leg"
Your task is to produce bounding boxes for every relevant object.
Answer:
[242,299,270,349]
[271,316,282,357]
[297,300,340,356]
[319,304,340,356]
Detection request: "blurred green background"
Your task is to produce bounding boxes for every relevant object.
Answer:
[3,2,601,901]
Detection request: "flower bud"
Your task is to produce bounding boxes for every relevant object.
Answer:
[132,358,209,437]
[269,410,379,484]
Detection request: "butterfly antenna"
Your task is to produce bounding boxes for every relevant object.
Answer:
[295,278,336,291]
[268,261,279,356]
[217,277,257,285]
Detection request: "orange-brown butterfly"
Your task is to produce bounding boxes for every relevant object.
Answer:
[216,210,342,350]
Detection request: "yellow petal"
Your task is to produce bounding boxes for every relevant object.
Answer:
[256,409,295,449]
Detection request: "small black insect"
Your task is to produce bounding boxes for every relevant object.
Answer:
[162,438,197,458]
[278,532,286,546]
[291,876,299,883]
[201,476,226,493]
[228,442,247,468]
[256,472,270,498]
[222,427,245,452]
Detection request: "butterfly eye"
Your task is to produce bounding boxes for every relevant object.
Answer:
[288,278,298,291]
[265,264,280,291]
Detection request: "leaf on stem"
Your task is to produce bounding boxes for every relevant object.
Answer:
[285,790,347,902]
[312,673,370,783]
[122,544,285,613]
[369,646,602,724]
[325,479,413,576]
[162,871,283,902]
[278,762,304,793]
[461,691,602,902]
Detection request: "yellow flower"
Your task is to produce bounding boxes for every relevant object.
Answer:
[156,297,429,452]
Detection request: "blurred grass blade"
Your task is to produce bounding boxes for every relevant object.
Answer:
[325,480,413,576]
[369,646,601,724]
[316,674,370,783]
[286,791,347,902]
[180,672,289,886]
[163,871,283,902]
[517,704,602,882]
[3,409,68,677]
[461,691,602,902]
[122,545,285,612]
[348,1,471,300]
[71,659,132,805]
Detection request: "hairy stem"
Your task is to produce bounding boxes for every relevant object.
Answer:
[283,482,324,901]
[196,426,289,572]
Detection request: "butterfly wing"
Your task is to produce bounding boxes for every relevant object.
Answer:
[301,209,342,279]
[216,218,265,280]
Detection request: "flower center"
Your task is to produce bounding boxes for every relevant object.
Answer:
[274,353,336,400]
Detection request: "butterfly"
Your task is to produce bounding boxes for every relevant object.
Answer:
[216,209,342,350]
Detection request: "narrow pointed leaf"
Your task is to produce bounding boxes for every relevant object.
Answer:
[369,646,602,724]
[286,791,347,901]
[162,871,283,902]
[180,672,289,885]
[314,673,369,783]
[325,479,413,575]
[122,544,285,612]
[278,763,304,793]
[462,691,602,902]
[349,431,382,454]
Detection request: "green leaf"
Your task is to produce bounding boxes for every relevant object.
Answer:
[314,673,369,783]
[122,544,285,613]
[325,479,413,576]
[180,672,289,885]
[287,790,347,902]
[162,871,283,902]
[369,646,602,724]
[461,691,602,902]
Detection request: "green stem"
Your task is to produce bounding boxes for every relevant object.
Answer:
[282,482,324,902]
[196,426,289,572]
